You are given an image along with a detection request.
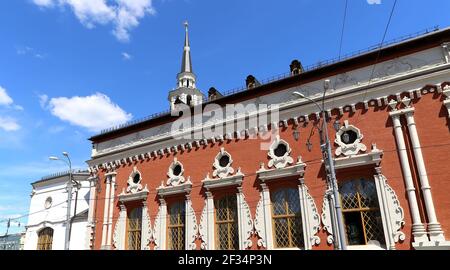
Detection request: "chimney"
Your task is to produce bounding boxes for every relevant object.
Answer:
[246,75,261,89]
[290,60,304,75]
[208,87,223,101]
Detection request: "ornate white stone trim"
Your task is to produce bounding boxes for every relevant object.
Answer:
[321,190,338,245]
[118,186,149,203]
[202,169,244,190]
[126,166,143,194]
[237,187,253,249]
[185,196,198,250]
[254,190,269,248]
[141,202,152,250]
[374,171,405,250]
[333,143,383,170]
[212,148,235,178]
[257,156,306,182]
[153,199,167,250]
[442,85,450,117]
[267,135,294,169]
[166,158,187,187]
[298,181,321,249]
[157,181,192,197]
[199,192,214,250]
[335,120,367,157]
[112,203,127,250]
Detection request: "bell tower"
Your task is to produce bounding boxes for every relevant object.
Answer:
[169,21,205,111]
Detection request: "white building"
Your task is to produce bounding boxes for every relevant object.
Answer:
[24,170,93,250]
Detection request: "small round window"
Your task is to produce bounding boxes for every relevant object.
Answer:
[173,164,182,176]
[219,155,230,167]
[341,130,358,144]
[133,173,141,184]
[44,197,52,209]
[274,143,288,157]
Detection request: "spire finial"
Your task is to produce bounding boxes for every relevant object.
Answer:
[180,20,192,74]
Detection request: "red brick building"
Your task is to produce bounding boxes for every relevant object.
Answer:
[85,24,450,250]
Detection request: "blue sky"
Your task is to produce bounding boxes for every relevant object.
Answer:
[0,0,449,234]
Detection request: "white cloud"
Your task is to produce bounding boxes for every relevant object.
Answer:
[0,86,13,106]
[367,0,381,4]
[47,92,132,132]
[122,52,132,60]
[0,86,23,112]
[16,46,46,59]
[0,117,21,131]
[32,0,155,42]
[38,94,49,109]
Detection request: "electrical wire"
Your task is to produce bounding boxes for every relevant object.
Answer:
[3,139,450,225]
[353,0,398,125]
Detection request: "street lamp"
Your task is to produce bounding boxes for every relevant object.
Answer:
[49,152,76,250]
[292,84,347,250]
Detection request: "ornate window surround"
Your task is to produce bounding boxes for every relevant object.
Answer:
[254,136,321,250]
[322,139,406,250]
[113,167,152,250]
[153,159,197,250]
[199,149,253,250]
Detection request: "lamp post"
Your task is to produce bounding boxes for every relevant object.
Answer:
[49,152,75,250]
[292,82,347,250]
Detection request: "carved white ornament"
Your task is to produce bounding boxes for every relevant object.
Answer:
[212,148,234,178]
[112,204,127,250]
[375,173,406,245]
[126,166,143,194]
[321,190,337,245]
[335,120,367,157]
[199,201,208,250]
[237,190,254,249]
[267,135,294,169]
[167,158,187,187]
[152,201,167,250]
[254,192,267,248]
[141,204,152,250]
[186,199,198,250]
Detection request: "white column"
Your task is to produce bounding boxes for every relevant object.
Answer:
[298,178,310,250]
[260,183,274,250]
[159,198,167,250]
[85,176,97,250]
[205,191,215,250]
[100,175,111,248]
[390,112,428,243]
[141,200,151,250]
[185,194,191,250]
[236,187,245,250]
[106,172,116,248]
[374,168,396,250]
[405,110,445,241]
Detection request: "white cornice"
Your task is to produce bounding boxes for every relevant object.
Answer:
[87,62,450,171]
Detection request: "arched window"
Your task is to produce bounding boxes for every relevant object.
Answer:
[127,208,142,250]
[167,201,186,250]
[37,227,53,250]
[215,194,239,250]
[271,188,303,248]
[339,179,385,246]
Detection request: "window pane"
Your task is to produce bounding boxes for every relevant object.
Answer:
[271,188,303,249]
[215,195,239,250]
[127,208,142,250]
[168,201,185,250]
[343,212,365,245]
[339,179,385,246]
